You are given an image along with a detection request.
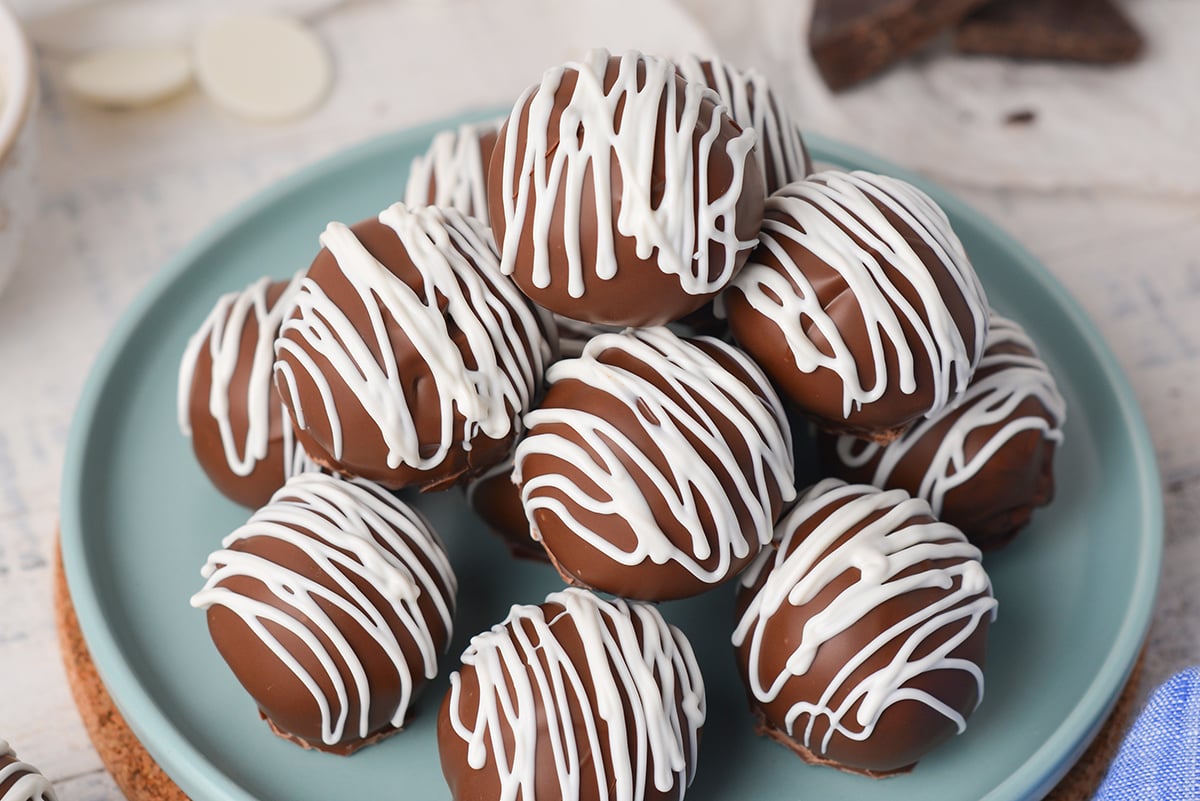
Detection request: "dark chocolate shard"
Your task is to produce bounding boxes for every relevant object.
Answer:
[955,0,1144,63]
[809,0,990,91]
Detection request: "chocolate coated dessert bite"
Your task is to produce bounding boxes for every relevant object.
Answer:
[0,741,59,801]
[438,588,705,801]
[515,327,795,601]
[733,479,996,776]
[191,472,457,755]
[404,119,501,224]
[822,313,1066,549]
[463,453,548,562]
[179,273,312,507]
[273,203,550,490]
[489,49,766,327]
[675,54,813,192]
[724,169,989,442]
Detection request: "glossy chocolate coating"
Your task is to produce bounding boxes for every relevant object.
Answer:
[725,173,987,441]
[463,456,549,562]
[488,52,765,327]
[821,316,1064,550]
[734,482,993,775]
[196,475,455,755]
[675,56,813,192]
[274,215,544,490]
[437,590,703,801]
[518,331,793,601]
[183,279,297,508]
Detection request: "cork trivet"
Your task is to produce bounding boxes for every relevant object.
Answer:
[53,536,1139,801]
[1044,651,1143,801]
[53,542,190,801]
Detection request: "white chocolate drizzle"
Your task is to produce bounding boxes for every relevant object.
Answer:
[178,273,305,476]
[835,314,1067,515]
[514,327,796,583]
[190,472,457,745]
[0,741,58,801]
[274,203,547,473]
[404,119,502,224]
[496,48,759,298]
[675,54,810,191]
[444,588,705,801]
[730,170,989,419]
[733,479,997,754]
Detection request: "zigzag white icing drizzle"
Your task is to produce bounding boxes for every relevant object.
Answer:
[444,588,705,801]
[732,480,996,754]
[190,472,457,745]
[835,314,1067,515]
[514,327,796,583]
[0,741,58,801]
[496,48,759,298]
[274,203,547,472]
[178,273,304,476]
[403,119,501,224]
[730,170,989,419]
[675,54,809,191]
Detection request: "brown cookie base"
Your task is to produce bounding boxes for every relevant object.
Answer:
[753,710,914,778]
[261,713,401,756]
[817,418,912,445]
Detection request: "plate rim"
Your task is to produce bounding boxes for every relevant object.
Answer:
[60,116,1164,801]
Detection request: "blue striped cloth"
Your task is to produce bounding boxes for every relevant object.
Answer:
[1094,667,1200,800]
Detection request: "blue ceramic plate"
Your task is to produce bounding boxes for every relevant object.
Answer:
[61,113,1162,801]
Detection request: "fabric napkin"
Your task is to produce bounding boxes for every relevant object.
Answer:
[1094,667,1200,800]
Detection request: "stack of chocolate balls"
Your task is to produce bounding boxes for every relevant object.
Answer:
[179,48,1065,797]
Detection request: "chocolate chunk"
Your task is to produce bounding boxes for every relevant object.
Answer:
[1005,108,1037,125]
[809,0,990,90]
[955,0,1144,63]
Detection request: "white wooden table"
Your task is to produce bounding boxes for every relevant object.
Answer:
[1,0,1196,797]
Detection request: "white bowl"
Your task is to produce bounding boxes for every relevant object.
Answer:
[0,0,36,297]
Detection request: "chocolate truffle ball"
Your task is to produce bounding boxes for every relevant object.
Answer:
[822,313,1066,550]
[724,170,990,442]
[489,49,766,327]
[0,741,59,801]
[515,327,796,601]
[274,203,550,490]
[675,54,813,192]
[463,454,548,562]
[404,119,501,224]
[439,588,705,801]
[179,274,313,507]
[191,472,457,755]
[733,479,996,776]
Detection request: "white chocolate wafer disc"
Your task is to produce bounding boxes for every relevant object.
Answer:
[193,11,331,122]
[65,45,192,108]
